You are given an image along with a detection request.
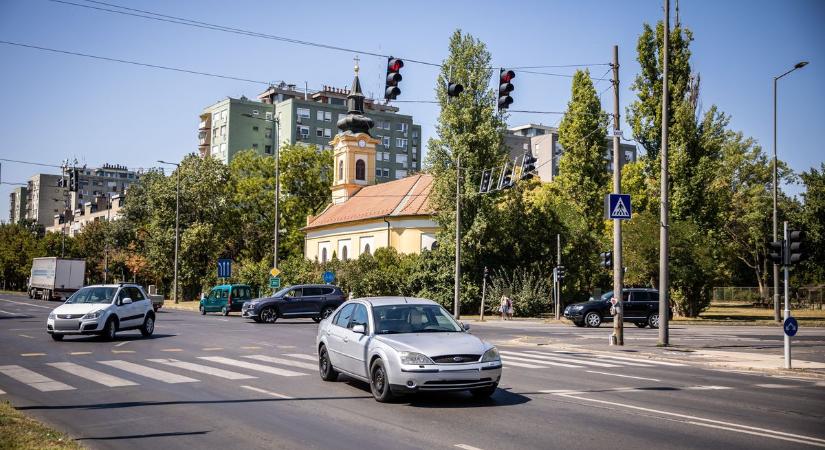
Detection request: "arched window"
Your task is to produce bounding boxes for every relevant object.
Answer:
[338,160,344,181]
[355,159,366,180]
[341,246,348,261]
[363,243,371,255]
[430,241,439,251]
[321,248,328,263]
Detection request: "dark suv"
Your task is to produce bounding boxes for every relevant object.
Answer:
[241,284,346,324]
[563,288,670,329]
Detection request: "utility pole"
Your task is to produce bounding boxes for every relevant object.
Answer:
[611,45,624,346]
[658,0,671,346]
[158,160,181,304]
[273,116,281,271]
[480,266,488,321]
[454,154,461,319]
[555,233,561,320]
[783,221,791,369]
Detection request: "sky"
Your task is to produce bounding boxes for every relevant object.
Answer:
[1,0,823,220]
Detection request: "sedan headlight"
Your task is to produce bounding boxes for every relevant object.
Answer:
[48,312,55,320]
[399,352,434,365]
[570,304,584,311]
[83,309,106,320]
[481,347,500,362]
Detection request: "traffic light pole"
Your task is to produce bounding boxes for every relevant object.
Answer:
[611,45,624,346]
[556,234,561,320]
[658,0,671,347]
[784,221,792,369]
[454,154,461,319]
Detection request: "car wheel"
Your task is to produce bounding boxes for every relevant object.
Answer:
[635,322,647,328]
[584,312,602,328]
[573,321,585,327]
[321,306,335,320]
[140,314,155,337]
[370,359,394,403]
[648,312,660,329]
[260,307,277,324]
[252,317,262,323]
[102,318,117,341]
[199,305,206,315]
[28,290,33,299]
[221,306,229,316]
[50,334,64,341]
[470,383,498,399]
[318,345,339,381]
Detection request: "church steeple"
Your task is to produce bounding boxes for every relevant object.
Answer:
[336,57,374,136]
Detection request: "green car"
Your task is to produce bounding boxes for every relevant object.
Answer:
[199,284,253,316]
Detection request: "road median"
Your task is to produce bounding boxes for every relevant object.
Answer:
[0,401,84,450]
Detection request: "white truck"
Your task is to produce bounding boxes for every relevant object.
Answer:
[28,257,86,300]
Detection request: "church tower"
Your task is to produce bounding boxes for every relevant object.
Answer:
[329,58,380,204]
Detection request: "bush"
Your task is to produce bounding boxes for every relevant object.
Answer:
[487,267,552,317]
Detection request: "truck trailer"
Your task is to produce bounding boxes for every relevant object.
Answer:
[28,257,86,300]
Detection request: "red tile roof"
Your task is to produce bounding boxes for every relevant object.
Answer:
[304,174,434,230]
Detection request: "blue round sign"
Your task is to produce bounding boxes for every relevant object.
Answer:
[783,317,799,337]
[323,271,335,284]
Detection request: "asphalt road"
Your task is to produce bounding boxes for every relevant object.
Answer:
[1,293,824,450]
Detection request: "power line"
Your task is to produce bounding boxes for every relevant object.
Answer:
[0,157,63,168]
[1,181,28,186]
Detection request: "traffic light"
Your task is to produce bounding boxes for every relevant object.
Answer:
[479,169,492,194]
[556,265,566,281]
[497,69,515,110]
[599,251,613,269]
[384,57,404,101]
[498,162,513,190]
[788,230,804,265]
[768,241,784,265]
[447,81,464,97]
[520,152,537,180]
[68,168,79,192]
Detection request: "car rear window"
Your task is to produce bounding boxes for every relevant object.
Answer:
[303,287,325,296]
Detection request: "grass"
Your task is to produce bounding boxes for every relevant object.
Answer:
[161,300,201,312]
[0,401,83,450]
[0,290,26,297]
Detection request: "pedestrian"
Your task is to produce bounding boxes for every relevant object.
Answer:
[499,295,509,320]
[507,297,514,320]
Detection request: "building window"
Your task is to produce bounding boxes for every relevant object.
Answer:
[355,160,366,180]
[376,169,383,177]
[212,145,218,154]
[220,125,227,136]
[297,107,310,119]
[316,128,324,137]
[220,143,227,154]
[321,247,328,263]
[421,233,436,251]
[338,113,347,123]
[396,138,407,148]
[413,131,419,139]
[324,128,332,138]
[265,128,272,138]
[396,122,408,133]
[212,127,218,139]
[253,126,259,132]
[265,112,272,120]
[383,136,391,147]
[382,168,390,177]
[265,145,273,154]
[363,244,370,255]
[324,111,332,122]
[396,169,407,178]
[317,110,325,121]
[252,143,259,149]
[338,160,344,181]
[297,125,310,138]
[341,246,348,261]
[360,236,374,255]
[338,240,351,261]
[396,154,408,167]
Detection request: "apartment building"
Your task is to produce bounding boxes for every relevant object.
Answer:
[8,186,27,224]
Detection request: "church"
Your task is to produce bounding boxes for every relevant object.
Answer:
[302,63,438,262]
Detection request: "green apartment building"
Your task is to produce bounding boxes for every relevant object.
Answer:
[199,83,422,181]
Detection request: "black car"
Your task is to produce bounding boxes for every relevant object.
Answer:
[241,284,346,324]
[563,288,671,329]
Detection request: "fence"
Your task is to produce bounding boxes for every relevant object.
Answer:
[712,286,825,309]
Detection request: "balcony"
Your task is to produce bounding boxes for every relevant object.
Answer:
[198,120,210,130]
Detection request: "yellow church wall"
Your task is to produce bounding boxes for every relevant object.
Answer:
[304,216,438,262]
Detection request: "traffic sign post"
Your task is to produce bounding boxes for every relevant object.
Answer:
[784,317,798,337]
[323,271,335,284]
[217,259,232,279]
[270,267,281,278]
[605,194,632,220]
[269,276,281,289]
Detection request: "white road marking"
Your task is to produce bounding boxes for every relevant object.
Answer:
[682,385,731,390]
[0,309,22,316]
[114,341,129,347]
[585,370,661,382]
[18,335,34,339]
[240,346,262,350]
[0,388,5,394]
[241,385,293,399]
[198,356,306,377]
[243,355,318,371]
[551,351,653,367]
[755,383,796,389]
[202,347,223,351]
[284,353,317,361]
[582,353,685,367]
[111,350,135,354]
[514,350,622,368]
[20,353,46,357]
[69,352,92,355]
[99,360,199,383]
[47,362,137,387]
[454,444,485,450]
[160,348,183,352]
[553,392,825,448]
[499,359,546,369]
[500,354,583,368]
[0,365,75,392]
[148,359,257,380]
[0,298,52,309]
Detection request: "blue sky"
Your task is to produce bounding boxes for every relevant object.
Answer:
[1,0,823,219]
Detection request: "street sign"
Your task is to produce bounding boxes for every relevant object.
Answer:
[784,317,798,337]
[323,271,335,284]
[610,297,618,305]
[269,276,281,289]
[270,267,281,278]
[605,193,632,220]
[217,259,232,278]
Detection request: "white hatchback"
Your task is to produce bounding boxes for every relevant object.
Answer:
[47,284,155,341]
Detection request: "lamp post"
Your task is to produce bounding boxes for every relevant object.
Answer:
[772,61,808,322]
[242,113,281,270]
[157,160,180,304]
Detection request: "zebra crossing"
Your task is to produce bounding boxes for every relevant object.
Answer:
[499,349,686,371]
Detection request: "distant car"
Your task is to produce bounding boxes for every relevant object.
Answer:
[199,284,253,316]
[563,288,671,328]
[316,297,502,402]
[242,284,346,323]
[46,284,155,341]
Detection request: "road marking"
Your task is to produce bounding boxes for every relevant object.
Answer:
[111,350,135,354]
[499,359,546,369]
[160,348,183,352]
[551,351,654,367]
[579,353,685,367]
[69,352,92,355]
[148,359,257,380]
[514,350,621,368]
[553,392,825,448]
[683,385,731,390]
[18,334,34,339]
[198,356,306,377]
[241,346,262,350]
[99,360,199,383]
[243,355,318,371]
[0,365,75,392]
[277,345,296,349]
[755,383,796,389]
[0,309,23,316]
[454,444,485,450]
[202,347,223,351]
[20,353,46,357]
[500,354,583,368]
[0,298,51,309]
[585,371,661,382]
[241,385,293,399]
[284,353,317,361]
[0,388,5,394]
[114,341,129,347]
[47,362,137,387]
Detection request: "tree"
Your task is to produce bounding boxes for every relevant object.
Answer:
[0,224,40,290]
[798,163,825,284]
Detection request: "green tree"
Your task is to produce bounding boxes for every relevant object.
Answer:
[798,163,825,284]
[0,224,40,290]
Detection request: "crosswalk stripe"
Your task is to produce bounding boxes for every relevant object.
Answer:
[499,359,545,369]
[0,365,75,392]
[99,360,199,384]
[550,351,654,367]
[241,385,293,399]
[0,388,5,394]
[506,351,621,368]
[148,359,257,380]
[198,356,306,377]
[501,354,583,368]
[568,352,685,367]
[47,362,137,387]
[243,355,318,371]
[284,353,317,362]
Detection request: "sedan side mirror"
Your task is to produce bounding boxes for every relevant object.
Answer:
[462,322,470,331]
[121,298,132,305]
[352,324,366,334]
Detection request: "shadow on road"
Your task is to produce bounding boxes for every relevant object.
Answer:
[18,395,374,411]
[57,333,177,343]
[78,430,210,441]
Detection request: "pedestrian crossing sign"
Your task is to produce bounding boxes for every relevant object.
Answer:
[605,194,632,220]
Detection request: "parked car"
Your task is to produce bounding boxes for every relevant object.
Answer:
[46,284,155,341]
[242,284,345,323]
[563,288,671,328]
[316,297,503,402]
[199,284,253,316]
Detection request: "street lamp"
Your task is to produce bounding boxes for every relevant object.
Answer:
[157,160,180,304]
[772,60,808,322]
[241,112,281,271]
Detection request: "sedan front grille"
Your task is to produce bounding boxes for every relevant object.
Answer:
[58,314,84,319]
[54,319,81,331]
[432,354,481,364]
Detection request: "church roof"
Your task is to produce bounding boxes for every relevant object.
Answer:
[304,174,434,230]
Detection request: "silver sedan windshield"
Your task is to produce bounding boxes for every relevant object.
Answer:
[66,287,117,304]
[372,304,462,334]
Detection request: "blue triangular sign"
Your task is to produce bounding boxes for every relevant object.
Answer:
[612,198,630,218]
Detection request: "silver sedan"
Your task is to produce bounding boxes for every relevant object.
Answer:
[316,297,503,402]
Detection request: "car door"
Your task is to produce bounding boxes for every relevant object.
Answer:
[204,288,218,312]
[114,288,139,328]
[326,303,356,368]
[301,287,324,316]
[279,288,304,316]
[126,287,149,325]
[339,303,370,377]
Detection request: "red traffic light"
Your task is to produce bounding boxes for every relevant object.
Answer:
[500,69,515,83]
[385,57,404,101]
[388,58,404,72]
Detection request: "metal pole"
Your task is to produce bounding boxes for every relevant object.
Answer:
[173,166,180,304]
[773,77,780,322]
[104,198,110,283]
[609,49,624,342]
[658,0,670,346]
[273,117,280,271]
[556,233,561,320]
[480,266,487,322]
[454,154,461,319]
[784,221,791,369]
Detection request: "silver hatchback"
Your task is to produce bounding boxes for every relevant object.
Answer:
[316,297,503,402]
